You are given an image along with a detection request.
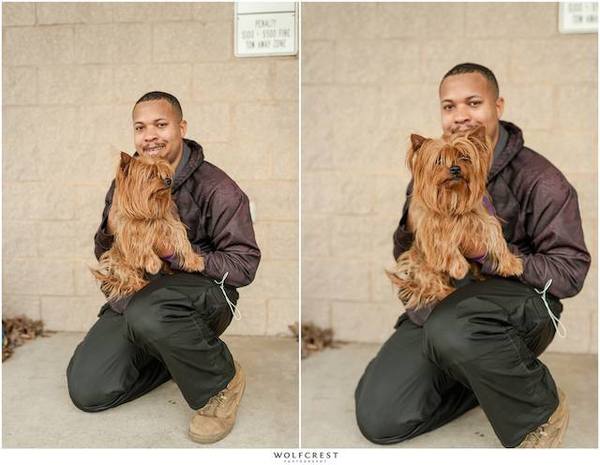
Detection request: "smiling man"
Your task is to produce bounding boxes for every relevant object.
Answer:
[355,64,591,448]
[66,91,261,444]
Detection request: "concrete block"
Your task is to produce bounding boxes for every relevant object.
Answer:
[569,173,597,222]
[242,180,297,222]
[2,143,46,183]
[374,175,409,218]
[3,222,40,258]
[38,221,96,259]
[114,63,193,104]
[41,295,103,332]
[302,171,373,215]
[301,299,332,329]
[242,260,298,301]
[547,300,592,354]
[38,65,114,105]
[153,22,231,63]
[74,23,149,64]
[225,298,267,336]
[201,141,270,181]
[266,299,298,336]
[73,184,112,223]
[301,214,332,259]
[302,258,369,301]
[331,301,398,343]
[192,61,272,102]
[302,41,335,84]
[267,222,298,261]
[465,3,557,38]
[302,3,380,40]
[378,2,465,39]
[37,3,113,24]
[1,294,41,320]
[510,38,597,84]
[76,105,123,145]
[3,182,76,221]
[4,257,75,296]
[2,2,35,26]
[191,3,233,22]
[500,84,554,131]
[3,66,37,105]
[330,215,374,259]
[556,84,597,132]
[273,59,299,101]
[4,26,74,66]
[113,2,192,22]
[301,86,336,172]
[371,258,403,305]
[185,103,231,143]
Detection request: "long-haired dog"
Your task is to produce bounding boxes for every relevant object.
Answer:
[91,152,205,301]
[386,126,523,312]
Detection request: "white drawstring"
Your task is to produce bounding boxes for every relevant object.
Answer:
[534,279,566,338]
[214,272,241,320]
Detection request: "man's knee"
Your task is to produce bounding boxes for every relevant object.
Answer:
[124,288,177,342]
[66,357,119,413]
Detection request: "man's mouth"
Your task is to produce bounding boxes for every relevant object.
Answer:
[144,145,165,155]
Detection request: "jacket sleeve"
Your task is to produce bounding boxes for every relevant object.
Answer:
[94,180,116,260]
[172,181,261,288]
[392,180,415,260]
[481,172,591,299]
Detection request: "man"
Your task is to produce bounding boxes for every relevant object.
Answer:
[67,91,261,444]
[355,63,590,448]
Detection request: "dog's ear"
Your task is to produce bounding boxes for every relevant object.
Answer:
[410,134,427,152]
[468,125,486,144]
[119,152,132,176]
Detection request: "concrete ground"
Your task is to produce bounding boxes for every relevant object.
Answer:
[302,343,597,448]
[3,332,298,448]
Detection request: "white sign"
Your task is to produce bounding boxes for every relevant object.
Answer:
[559,2,598,33]
[235,2,298,57]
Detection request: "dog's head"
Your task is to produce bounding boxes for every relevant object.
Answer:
[115,152,174,219]
[406,125,491,215]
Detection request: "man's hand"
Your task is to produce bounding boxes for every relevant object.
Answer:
[156,244,175,259]
[461,243,486,260]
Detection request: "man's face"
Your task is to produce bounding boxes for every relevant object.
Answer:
[132,99,187,165]
[439,72,504,146]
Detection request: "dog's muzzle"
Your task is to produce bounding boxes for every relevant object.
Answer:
[450,165,461,177]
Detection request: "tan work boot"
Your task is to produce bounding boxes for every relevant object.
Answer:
[518,388,569,448]
[189,360,246,444]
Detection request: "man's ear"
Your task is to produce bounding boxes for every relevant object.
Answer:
[496,96,505,120]
[179,119,188,138]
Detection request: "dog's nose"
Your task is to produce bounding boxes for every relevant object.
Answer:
[450,165,461,176]
[163,177,172,188]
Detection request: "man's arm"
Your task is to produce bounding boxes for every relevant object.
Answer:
[392,180,414,260]
[481,172,591,298]
[94,180,116,260]
[171,180,261,287]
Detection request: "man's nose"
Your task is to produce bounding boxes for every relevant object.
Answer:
[454,106,470,124]
[144,129,158,141]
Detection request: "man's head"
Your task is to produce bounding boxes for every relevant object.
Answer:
[439,63,504,147]
[132,91,187,165]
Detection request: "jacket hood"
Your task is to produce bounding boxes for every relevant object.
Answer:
[172,138,205,192]
[488,120,524,182]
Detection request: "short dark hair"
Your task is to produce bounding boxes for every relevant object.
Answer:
[134,91,183,121]
[440,63,499,98]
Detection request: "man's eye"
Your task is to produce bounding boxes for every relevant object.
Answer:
[469,101,481,107]
[158,123,167,128]
[134,127,142,131]
[443,105,453,111]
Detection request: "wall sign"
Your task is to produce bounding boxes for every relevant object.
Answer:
[235,2,298,57]
[559,2,598,33]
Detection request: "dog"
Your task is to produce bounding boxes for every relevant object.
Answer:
[386,125,523,313]
[91,152,205,301]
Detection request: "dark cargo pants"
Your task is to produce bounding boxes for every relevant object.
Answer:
[355,277,563,448]
[66,272,238,412]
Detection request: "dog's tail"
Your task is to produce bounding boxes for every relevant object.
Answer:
[89,249,147,301]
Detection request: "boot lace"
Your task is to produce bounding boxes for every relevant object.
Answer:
[198,391,228,415]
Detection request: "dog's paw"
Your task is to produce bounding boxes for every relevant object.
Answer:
[496,254,524,277]
[145,255,163,275]
[182,253,205,273]
[448,258,469,280]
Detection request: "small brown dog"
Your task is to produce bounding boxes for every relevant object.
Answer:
[91,152,205,301]
[386,126,523,312]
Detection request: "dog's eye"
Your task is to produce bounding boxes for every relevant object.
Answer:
[435,155,443,165]
[458,154,471,162]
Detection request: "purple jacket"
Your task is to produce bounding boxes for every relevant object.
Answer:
[94,138,261,310]
[393,121,591,300]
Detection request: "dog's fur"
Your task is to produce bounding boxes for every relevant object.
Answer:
[386,126,523,312]
[91,152,205,301]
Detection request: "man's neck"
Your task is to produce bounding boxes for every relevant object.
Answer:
[170,145,184,171]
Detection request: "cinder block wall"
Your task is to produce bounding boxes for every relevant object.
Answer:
[2,2,299,337]
[302,3,597,353]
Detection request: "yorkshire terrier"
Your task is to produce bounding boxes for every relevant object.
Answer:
[386,126,523,313]
[91,152,205,301]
